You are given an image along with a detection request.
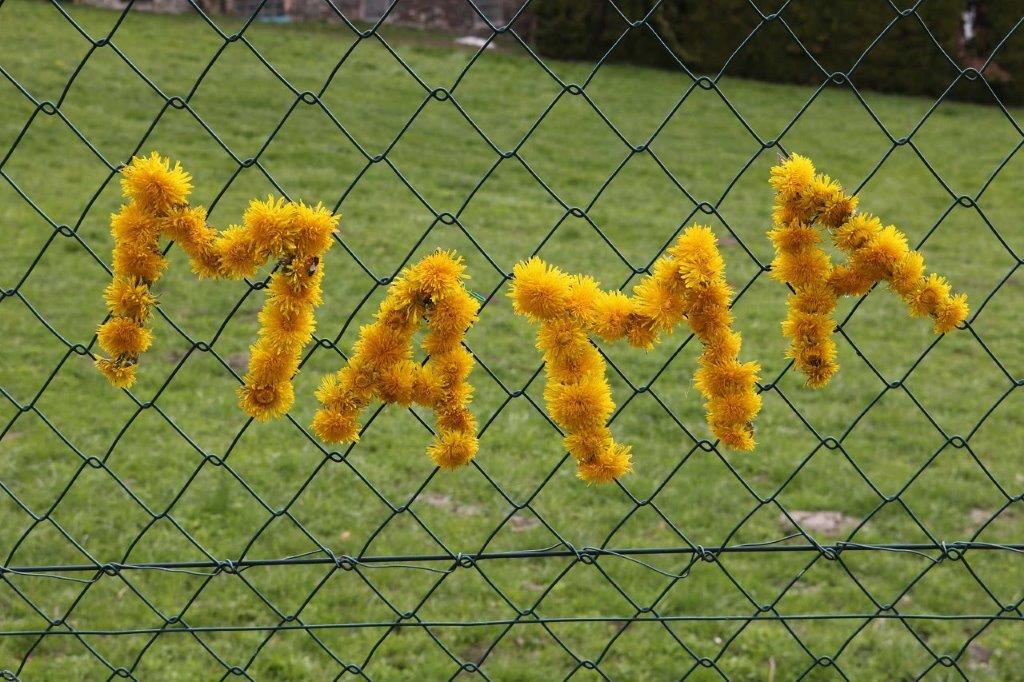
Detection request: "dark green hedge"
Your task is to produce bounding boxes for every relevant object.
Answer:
[525,1,1024,105]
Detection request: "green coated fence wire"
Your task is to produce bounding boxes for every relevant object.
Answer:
[1,0,1023,679]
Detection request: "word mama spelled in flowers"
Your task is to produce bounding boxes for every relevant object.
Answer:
[96,152,970,482]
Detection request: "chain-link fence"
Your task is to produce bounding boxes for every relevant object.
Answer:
[1,0,1022,678]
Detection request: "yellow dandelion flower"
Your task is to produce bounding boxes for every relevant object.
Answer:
[437,406,476,434]
[798,175,839,217]
[161,205,209,245]
[537,318,591,364]
[267,267,324,313]
[563,429,614,462]
[111,203,160,242]
[412,367,442,406]
[214,226,261,279]
[437,380,473,412]
[841,256,886,288]
[827,264,875,296]
[329,367,369,406]
[545,376,614,432]
[909,273,951,317]
[833,213,882,251]
[801,355,838,388]
[686,302,733,339]
[818,187,858,229]
[624,316,659,350]
[707,389,762,424]
[769,154,815,203]
[577,443,632,484]
[590,290,637,341]
[694,361,759,399]
[112,241,166,283]
[257,303,315,348]
[649,257,685,294]
[290,202,339,259]
[699,329,743,366]
[712,422,756,451]
[545,342,603,385]
[121,152,192,213]
[791,284,838,315]
[634,278,687,332]
[190,245,223,278]
[431,347,474,385]
[566,274,602,324]
[311,407,361,443]
[104,276,156,320]
[346,362,380,399]
[862,225,909,272]
[933,293,969,333]
[772,247,832,288]
[377,362,418,406]
[671,225,722,283]
[789,333,838,388]
[509,257,574,320]
[97,317,153,357]
[351,324,410,368]
[782,309,834,346]
[767,222,820,252]
[95,357,137,388]
[238,381,294,421]
[377,303,421,337]
[245,342,300,385]
[378,277,420,314]
[243,196,295,257]
[689,280,733,312]
[427,430,479,469]
[422,331,462,357]
[782,307,838,388]
[424,289,479,348]
[314,373,350,410]
[772,202,804,226]
[411,250,466,296]
[888,251,926,297]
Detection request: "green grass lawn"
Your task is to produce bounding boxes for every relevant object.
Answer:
[1,1,1022,679]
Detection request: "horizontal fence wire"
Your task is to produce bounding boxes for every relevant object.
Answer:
[1,0,1023,679]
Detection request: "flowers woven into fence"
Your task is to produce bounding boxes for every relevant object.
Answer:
[769,154,969,387]
[311,251,481,470]
[95,153,339,422]
[509,225,762,483]
[96,152,969,482]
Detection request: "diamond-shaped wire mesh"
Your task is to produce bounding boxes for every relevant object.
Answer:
[1,0,1022,678]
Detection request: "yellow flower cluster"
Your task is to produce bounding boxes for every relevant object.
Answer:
[509,225,762,483]
[96,152,339,422]
[96,151,969,478]
[311,251,480,470]
[769,154,969,387]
